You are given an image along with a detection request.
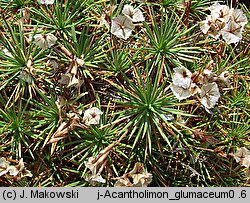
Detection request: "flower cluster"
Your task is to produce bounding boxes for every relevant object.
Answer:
[200,3,248,44]
[234,147,250,177]
[170,64,230,112]
[114,162,152,187]
[0,157,32,180]
[111,4,145,40]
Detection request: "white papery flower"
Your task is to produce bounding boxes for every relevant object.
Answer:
[91,174,106,183]
[114,162,152,187]
[170,67,194,100]
[16,158,33,178]
[0,157,10,177]
[230,9,248,28]
[0,157,32,178]
[172,66,192,89]
[200,15,224,39]
[122,5,145,22]
[85,174,106,185]
[221,21,242,44]
[0,157,9,168]
[209,3,231,22]
[234,147,250,168]
[34,33,57,49]
[38,0,54,4]
[200,15,213,34]
[84,157,96,174]
[111,15,135,40]
[83,107,102,126]
[128,162,152,187]
[7,166,19,176]
[200,82,220,110]
[234,147,250,162]
[170,84,192,101]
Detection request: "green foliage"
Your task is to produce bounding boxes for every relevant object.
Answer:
[140,6,201,65]
[30,0,92,34]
